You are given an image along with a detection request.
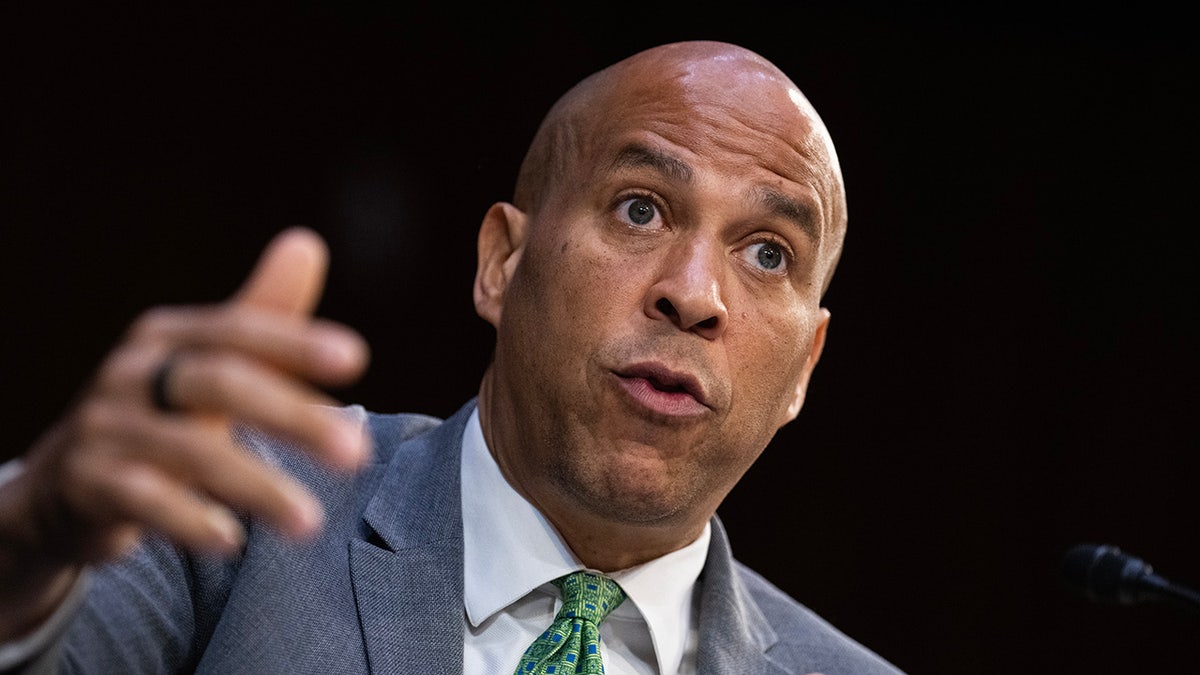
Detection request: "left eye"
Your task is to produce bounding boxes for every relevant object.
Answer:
[745,242,788,272]
[616,197,662,228]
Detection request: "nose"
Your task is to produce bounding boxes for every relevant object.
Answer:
[644,237,728,339]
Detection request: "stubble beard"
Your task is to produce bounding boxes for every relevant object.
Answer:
[541,410,707,528]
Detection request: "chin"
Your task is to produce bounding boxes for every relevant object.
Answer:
[559,458,701,526]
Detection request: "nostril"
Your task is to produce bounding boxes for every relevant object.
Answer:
[654,296,720,333]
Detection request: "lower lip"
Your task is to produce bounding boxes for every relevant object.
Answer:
[615,376,709,418]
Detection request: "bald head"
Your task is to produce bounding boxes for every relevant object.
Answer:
[513,40,847,294]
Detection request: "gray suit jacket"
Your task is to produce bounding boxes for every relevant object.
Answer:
[51,400,903,674]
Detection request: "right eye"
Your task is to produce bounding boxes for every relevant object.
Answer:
[615,196,663,229]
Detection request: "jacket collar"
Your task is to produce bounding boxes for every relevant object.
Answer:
[696,516,783,674]
[350,400,476,673]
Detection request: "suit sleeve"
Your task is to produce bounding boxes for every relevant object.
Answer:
[51,535,237,673]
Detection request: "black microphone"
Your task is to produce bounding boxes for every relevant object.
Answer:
[1059,543,1200,617]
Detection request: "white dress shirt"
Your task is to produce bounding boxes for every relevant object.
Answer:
[460,409,710,675]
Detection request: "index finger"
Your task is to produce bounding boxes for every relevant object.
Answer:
[231,227,329,317]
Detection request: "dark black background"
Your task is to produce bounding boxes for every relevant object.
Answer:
[3,2,1197,672]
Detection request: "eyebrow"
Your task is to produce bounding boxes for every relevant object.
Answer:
[610,145,694,184]
[756,187,821,244]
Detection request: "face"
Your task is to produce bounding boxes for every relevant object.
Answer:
[476,44,842,541]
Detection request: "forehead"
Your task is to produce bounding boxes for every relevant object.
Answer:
[567,54,841,231]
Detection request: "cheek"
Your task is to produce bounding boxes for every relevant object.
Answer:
[728,305,815,420]
[541,229,641,307]
[507,233,633,354]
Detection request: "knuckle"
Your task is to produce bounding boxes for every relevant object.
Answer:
[62,451,124,515]
[206,306,266,351]
[93,345,150,395]
[174,427,229,474]
[74,400,118,438]
[206,357,244,397]
[218,308,258,342]
[127,306,173,341]
[104,464,164,514]
[59,448,97,491]
[193,353,256,402]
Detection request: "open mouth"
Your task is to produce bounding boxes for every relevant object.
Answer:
[613,363,710,417]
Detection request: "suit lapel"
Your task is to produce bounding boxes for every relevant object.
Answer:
[350,540,463,672]
[349,402,476,674]
[695,516,783,675]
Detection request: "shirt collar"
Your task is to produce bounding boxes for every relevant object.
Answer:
[461,408,709,675]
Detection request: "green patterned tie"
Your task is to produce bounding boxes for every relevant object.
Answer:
[514,571,627,675]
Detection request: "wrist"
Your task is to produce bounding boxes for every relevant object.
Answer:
[0,459,83,641]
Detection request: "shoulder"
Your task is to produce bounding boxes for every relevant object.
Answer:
[362,408,446,457]
[734,562,906,675]
[235,405,449,479]
[231,404,462,533]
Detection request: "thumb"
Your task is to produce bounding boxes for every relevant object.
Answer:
[231,227,330,317]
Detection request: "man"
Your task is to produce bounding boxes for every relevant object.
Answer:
[0,41,904,673]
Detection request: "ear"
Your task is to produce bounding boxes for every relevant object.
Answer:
[473,202,529,328]
[783,308,831,423]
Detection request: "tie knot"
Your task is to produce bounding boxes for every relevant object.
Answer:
[552,571,626,625]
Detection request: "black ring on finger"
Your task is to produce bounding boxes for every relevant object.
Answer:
[151,352,183,413]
